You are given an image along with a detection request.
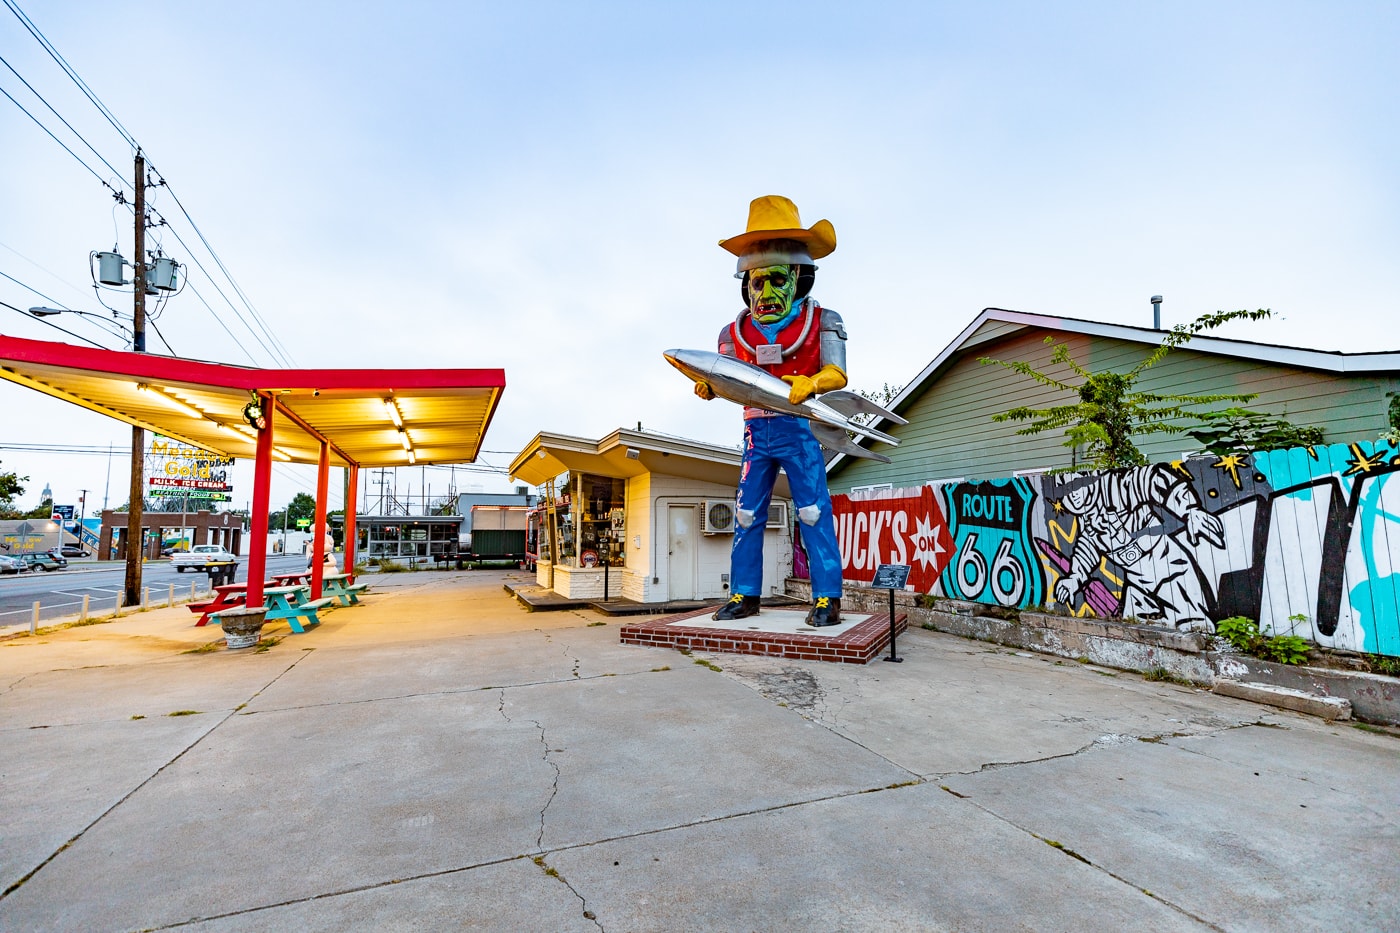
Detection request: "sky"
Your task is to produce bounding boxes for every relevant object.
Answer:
[1,0,1397,517]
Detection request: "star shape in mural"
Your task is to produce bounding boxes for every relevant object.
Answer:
[910,513,946,571]
[1344,443,1388,476]
[1211,453,1250,490]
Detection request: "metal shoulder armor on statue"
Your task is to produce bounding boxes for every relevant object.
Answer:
[819,307,847,375]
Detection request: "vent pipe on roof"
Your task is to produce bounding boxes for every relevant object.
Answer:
[1151,295,1163,330]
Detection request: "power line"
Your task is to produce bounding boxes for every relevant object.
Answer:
[0,267,133,343]
[146,167,296,366]
[2,0,138,150]
[0,82,115,192]
[0,297,106,348]
[0,52,129,190]
[2,0,293,370]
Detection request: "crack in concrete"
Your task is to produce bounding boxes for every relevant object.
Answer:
[532,855,605,932]
[136,781,947,930]
[231,668,642,716]
[494,688,563,855]
[938,789,1228,931]
[0,651,314,902]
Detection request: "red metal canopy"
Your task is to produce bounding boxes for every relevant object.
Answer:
[0,334,507,607]
[0,334,505,467]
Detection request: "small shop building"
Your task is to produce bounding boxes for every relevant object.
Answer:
[508,428,793,604]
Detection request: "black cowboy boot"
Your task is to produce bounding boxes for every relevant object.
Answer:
[713,593,761,621]
[805,596,841,627]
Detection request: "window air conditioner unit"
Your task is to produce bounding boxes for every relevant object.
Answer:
[766,502,788,529]
[703,500,736,534]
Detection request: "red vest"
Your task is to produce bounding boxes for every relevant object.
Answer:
[728,303,824,379]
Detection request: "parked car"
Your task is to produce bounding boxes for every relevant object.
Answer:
[171,544,237,572]
[20,553,66,572]
[44,549,70,568]
[58,544,88,558]
[0,554,26,574]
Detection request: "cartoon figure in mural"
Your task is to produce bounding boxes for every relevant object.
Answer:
[692,196,848,627]
[1051,465,1225,631]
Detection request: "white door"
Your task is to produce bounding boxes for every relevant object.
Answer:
[668,505,697,601]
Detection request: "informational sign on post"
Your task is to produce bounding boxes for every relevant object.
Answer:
[871,563,911,590]
[872,563,911,663]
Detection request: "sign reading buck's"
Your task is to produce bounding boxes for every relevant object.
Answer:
[831,486,954,593]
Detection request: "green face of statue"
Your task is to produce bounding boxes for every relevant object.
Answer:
[747,265,798,323]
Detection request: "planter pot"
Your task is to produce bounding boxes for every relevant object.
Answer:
[219,606,268,649]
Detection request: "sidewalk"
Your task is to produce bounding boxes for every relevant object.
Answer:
[1,569,1396,931]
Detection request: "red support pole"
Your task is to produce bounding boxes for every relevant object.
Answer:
[247,395,275,608]
[311,440,330,600]
[344,464,359,582]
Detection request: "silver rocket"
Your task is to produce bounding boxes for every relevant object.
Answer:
[662,348,907,463]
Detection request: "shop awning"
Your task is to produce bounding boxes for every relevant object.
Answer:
[0,334,505,467]
[510,428,790,497]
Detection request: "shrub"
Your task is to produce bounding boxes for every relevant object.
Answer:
[1214,615,1310,666]
[1258,634,1310,665]
[1215,616,1263,653]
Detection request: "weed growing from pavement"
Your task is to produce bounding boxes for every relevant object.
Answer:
[254,636,283,653]
[587,621,606,627]
[130,714,145,720]
[1041,838,1090,864]
[182,641,221,654]
[1352,722,1398,736]
[693,659,723,672]
[167,710,201,717]
[1142,667,1200,687]
[650,666,670,672]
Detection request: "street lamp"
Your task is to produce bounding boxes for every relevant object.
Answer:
[28,306,134,344]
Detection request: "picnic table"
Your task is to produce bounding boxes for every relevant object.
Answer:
[191,581,336,633]
[271,571,368,606]
[261,585,335,634]
[188,582,250,627]
[321,572,370,606]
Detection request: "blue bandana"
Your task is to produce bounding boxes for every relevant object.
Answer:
[752,297,807,343]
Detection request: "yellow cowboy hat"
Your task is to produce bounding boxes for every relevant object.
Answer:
[718,195,837,263]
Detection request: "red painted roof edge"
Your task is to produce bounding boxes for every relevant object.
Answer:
[0,334,506,391]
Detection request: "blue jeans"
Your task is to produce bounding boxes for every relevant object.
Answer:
[731,416,843,599]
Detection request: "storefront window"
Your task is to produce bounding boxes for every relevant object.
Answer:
[571,473,625,568]
[355,519,460,559]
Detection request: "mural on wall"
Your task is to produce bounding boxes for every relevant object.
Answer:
[832,439,1400,657]
[1038,466,1226,631]
[832,485,954,593]
[940,478,1045,609]
[1180,440,1400,656]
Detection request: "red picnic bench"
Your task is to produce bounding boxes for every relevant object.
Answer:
[188,582,251,626]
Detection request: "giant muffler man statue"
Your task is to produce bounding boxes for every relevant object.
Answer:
[695,195,848,627]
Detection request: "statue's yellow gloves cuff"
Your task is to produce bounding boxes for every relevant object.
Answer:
[782,365,846,404]
[694,380,715,401]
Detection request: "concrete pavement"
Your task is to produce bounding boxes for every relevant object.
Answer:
[1,568,1396,931]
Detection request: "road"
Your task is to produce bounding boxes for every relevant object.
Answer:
[0,554,318,629]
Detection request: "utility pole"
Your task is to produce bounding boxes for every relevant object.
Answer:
[77,488,88,551]
[123,151,147,608]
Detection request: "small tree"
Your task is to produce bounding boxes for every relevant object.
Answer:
[979,309,1288,470]
[852,382,903,428]
[0,460,25,509]
[1185,408,1325,456]
[270,492,318,529]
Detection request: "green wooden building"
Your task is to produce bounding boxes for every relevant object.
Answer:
[829,308,1400,492]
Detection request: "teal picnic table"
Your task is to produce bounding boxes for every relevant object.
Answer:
[321,572,370,606]
[262,585,336,633]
